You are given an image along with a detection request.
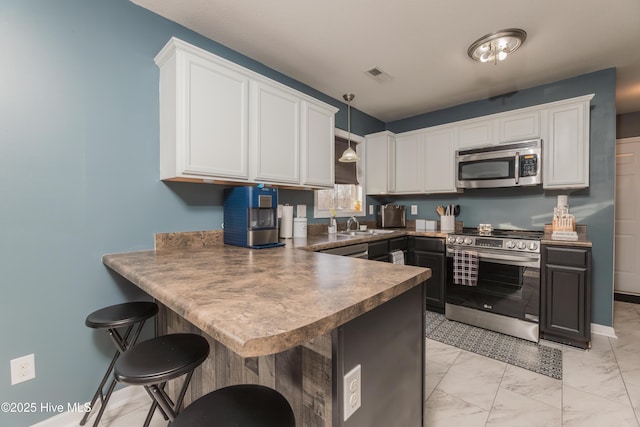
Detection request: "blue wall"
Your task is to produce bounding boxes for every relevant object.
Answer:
[383,69,617,328]
[0,1,616,425]
[0,1,382,425]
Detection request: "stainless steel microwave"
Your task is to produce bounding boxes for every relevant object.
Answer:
[455,139,542,189]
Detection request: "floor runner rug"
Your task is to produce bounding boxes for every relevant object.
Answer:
[425,311,562,379]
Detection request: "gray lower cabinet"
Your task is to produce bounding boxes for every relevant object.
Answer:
[335,283,425,426]
[367,239,389,262]
[541,245,592,349]
[409,237,446,313]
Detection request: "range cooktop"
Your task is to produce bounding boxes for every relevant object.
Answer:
[455,228,544,240]
[447,228,544,253]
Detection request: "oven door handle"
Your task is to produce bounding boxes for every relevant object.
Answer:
[447,251,540,267]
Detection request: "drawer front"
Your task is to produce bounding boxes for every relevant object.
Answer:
[544,246,589,267]
[368,240,389,259]
[414,237,445,253]
[389,237,407,251]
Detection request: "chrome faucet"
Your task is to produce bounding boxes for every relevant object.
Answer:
[346,216,359,231]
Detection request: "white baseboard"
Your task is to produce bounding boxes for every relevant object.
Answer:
[592,322,617,338]
[31,386,148,427]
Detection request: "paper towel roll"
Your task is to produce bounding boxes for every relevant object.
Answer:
[280,205,293,239]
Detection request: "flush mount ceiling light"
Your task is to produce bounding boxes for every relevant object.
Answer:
[467,28,527,64]
[338,93,359,163]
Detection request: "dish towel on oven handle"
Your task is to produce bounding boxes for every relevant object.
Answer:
[453,249,478,286]
[389,250,405,265]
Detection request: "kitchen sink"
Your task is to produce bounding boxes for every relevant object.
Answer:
[337,229,397,236]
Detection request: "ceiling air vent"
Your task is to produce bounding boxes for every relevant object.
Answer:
[365,66,392,82]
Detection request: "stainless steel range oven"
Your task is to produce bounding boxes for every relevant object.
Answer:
[445,228,542,342]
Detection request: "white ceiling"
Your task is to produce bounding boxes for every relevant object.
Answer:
[133,0,640,122]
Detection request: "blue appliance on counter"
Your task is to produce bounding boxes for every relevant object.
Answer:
[224,186,284,249]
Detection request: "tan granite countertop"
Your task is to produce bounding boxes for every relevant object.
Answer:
[102,244,430,358]
[541,233,592,247]
[541,224,592,247]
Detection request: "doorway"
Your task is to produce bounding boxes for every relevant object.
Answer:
[614,137,640,297]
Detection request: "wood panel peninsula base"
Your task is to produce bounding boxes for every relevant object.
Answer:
[102,245,430,427]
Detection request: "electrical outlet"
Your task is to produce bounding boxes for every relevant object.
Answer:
[11,354,35,385]
[343,364,361,421]
[411,205,418,215]
[369,205,374,215]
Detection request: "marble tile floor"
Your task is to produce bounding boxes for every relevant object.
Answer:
[425,300,640,427]
[86,301,640,427]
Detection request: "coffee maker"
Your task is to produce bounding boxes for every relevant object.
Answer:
[224,186,284,249]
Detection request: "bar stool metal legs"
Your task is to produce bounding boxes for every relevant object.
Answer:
[114,333,210,426]
[81,301,158,427]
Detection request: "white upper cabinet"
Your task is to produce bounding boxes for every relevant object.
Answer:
[457,118,494,149]
[543,95,593,189]
[364,94,592,195]
[301,101,335,187]
[155,38,337,188]
[394,132,424,193]
[156,40,250,181]
[365,131,396,194]
[497,110,540,143]
[251,81,300,184]
[423,126,457,193]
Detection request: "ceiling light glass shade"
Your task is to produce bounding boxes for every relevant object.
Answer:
[339,93,359,163]
[467,28,527,64]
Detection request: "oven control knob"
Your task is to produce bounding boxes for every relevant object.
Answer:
[516,241,526,250]
[456,237,464,244]
[528,242,538,250]
[447,236,456,244]
[463,237,473,245]
[505,240,516,249]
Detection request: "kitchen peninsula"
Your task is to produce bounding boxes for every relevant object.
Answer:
[102,236,430,427]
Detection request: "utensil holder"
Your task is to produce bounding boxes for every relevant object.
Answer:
[440,215,455,231]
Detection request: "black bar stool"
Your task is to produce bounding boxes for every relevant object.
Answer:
[171,384,295,427]
[81,301,158,427]
[114,333,210,427]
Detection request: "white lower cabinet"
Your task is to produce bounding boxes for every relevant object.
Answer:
[543,95,593,189]
[155,37,337,188]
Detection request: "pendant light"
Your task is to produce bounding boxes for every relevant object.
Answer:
[338,93,359,163]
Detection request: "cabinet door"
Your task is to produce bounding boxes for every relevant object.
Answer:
[168,52,250,180]
[301,101,335,187]
[457,118,494,149]
[252,81,300,184]
[395,132,423,193]
[543,99,591,189]
[365,132,396,194]
[541,246,591,348]
[423,127,457,193]
[414,250,446,312]
[497,111,540,142]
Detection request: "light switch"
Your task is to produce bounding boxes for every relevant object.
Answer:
[369,205,374,215]
[411,205,418,215]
